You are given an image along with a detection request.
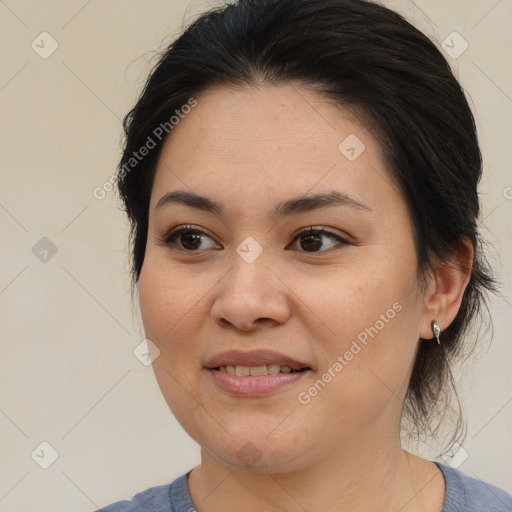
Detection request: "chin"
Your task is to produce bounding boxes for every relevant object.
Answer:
[198,428,312,474]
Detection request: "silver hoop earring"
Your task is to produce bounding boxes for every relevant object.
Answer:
[431,320,441,345]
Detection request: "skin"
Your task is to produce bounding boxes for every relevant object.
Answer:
[138,83,473,512]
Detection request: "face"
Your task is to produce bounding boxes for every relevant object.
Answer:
[138,83,429,472]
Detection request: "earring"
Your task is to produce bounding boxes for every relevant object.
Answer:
[431,320,441,345]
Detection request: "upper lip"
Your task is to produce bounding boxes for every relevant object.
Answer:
[204,350,312,371]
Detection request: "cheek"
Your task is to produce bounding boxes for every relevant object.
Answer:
[295,259,420,416]
[138,259,204,393]
[138,260,210,432]
[291,258,411,342]
[138,255,205,343]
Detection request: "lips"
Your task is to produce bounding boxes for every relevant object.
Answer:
[205,349,313,396]
[204,349,312,371]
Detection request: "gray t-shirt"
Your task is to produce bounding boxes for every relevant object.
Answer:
[96,462,512,511]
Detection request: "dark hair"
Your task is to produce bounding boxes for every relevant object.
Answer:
[116,0,497,449]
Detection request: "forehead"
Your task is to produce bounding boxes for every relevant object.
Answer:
[150,83,396,215]
[166,83,370,155]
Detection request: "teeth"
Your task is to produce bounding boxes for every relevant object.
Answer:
[217,364,303,375]
[250,365,267,376]
[267,364,281,374]
[235,366,251,376]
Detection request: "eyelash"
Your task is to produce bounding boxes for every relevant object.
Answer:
[159,224,352,254]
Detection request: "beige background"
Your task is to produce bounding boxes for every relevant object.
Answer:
[0,1,511,510]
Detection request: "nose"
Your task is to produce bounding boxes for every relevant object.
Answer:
[210,249,291,332]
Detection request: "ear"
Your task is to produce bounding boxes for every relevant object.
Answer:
[419,236,474,340]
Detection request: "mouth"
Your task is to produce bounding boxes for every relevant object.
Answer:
[204,349,313,372]
[213,364,311,375]
[204,350,313,396]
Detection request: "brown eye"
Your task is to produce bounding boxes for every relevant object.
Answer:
[160,225,350,254]
[289,227,350,253]
[162,225,218,252]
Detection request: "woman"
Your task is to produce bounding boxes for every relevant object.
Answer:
[98,0,512,510]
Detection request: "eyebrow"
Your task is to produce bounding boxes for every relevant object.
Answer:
[155,189,373,219]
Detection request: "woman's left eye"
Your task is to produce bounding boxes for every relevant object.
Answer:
[288,227,350,253]
[160,225,350,253]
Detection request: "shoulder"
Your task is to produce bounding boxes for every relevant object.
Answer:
[94,483,172,512]
[93,472,194,512]
[435,462,512,512]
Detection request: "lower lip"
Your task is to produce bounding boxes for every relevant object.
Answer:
[207,369,310,396]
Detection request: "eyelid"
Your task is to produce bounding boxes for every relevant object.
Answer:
[160,224,219,247]
[162,225,350,241]
[291,225,352,243]
[163,224,208,240]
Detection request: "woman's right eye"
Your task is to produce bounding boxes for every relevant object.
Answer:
[161,225,219,252]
